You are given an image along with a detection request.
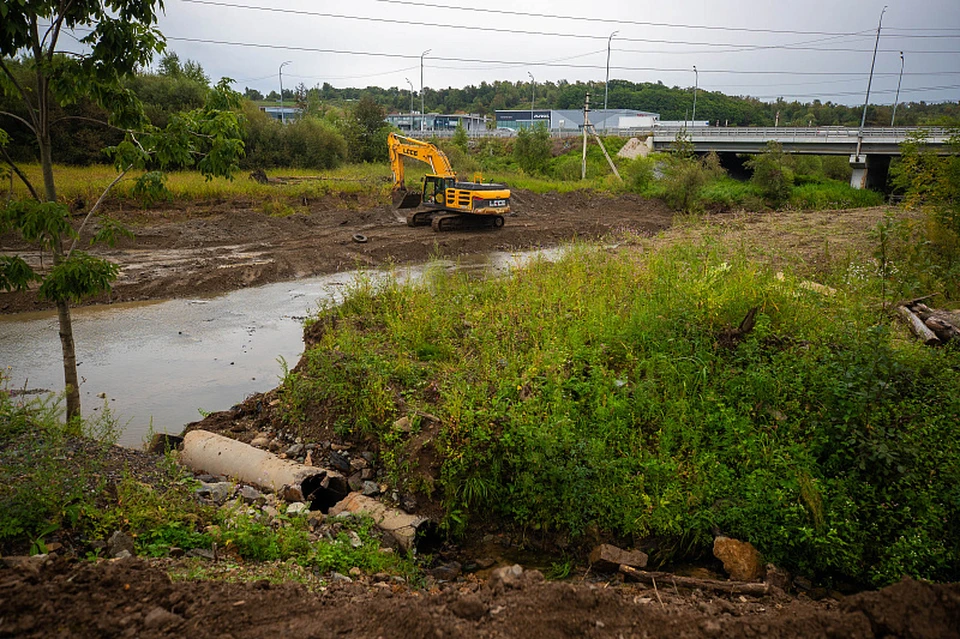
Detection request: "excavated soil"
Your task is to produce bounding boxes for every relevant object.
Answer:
[2,557,959,638]
[0,190,673,314]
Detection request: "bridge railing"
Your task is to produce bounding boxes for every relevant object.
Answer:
[652,126,951,142]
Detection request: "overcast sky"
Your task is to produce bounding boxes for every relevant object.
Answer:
[153,0,960,108]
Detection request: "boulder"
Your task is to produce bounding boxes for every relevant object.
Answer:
[588,543,648,572]
[713,536,764,582]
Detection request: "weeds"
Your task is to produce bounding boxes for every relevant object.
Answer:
[279,239,960,586]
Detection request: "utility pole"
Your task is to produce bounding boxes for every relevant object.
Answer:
[857,5,887,159]
[581,92,621,182]
[420,49,431,132]
[406,77,414,131]
[278,60,291,124]
[891,51,904,126]
[528,71,535,129]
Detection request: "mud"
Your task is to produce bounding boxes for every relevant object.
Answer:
[2,557,958,638]
[0,190,673,315]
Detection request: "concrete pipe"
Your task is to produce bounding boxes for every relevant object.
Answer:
[180,430,347,510]
[330,492,440,554]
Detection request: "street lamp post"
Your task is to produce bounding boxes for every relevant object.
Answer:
[405,77,415,131]
[857,5,887,159]
[604,30,618,113]
[278,60,291,124]
[692,65,699,128]
[528,71,535,129]
[420,49,431,132]
[891,51,904,126]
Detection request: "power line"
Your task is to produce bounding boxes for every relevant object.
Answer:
[180,0,958,54]
[165,35,960,79]
[366,0,960,37]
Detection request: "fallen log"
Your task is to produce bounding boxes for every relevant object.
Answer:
[619,565,771,596]
[897,306,941,346]
[925,317,960,343]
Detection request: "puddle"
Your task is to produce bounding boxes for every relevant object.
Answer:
[0,249,565,447]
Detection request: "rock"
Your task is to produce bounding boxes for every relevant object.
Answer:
[372,572,391,583]
[285,443,304,457]
[588,544,648,572]
[329,451,352,473]
[399,494,418,513]
[239,486,263,504]
[350,457,369,471]
[107,531,136,558]
[764,563,791,591]
[187,548,215,560]
[143,606,182,630]
[392,416,413,434]
[196,481,233,504]
[361,468,374,480]
[347,473,364,492]
[307,511,325,529]
[330,572,353,583]
[713,536,764,582]
[489,564,524,589]
[361,481,380,496]
[348,566,362,577]
[347,531,363,548]
[450,594,487,621]
[250,435,270,448]
[112,550,133,560]
[261,505,279,518]
[286,502,309,515]
[360,451,375,464]
[616,137,650,160]
[429,561,462,582]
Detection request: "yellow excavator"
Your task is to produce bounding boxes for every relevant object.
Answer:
[388,132,511,231]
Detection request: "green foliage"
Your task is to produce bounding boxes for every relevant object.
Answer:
[280,244,960,586]
[452,121,469,151]
[344,96,389,163]
[747,141,795,208]
[239,102,347,170]
[513,123,551,175]
[37,251,120,303]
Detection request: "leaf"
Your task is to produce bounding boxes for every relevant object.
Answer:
[91,216,135,247]
[0,255,40,292]
[37,252,120,303]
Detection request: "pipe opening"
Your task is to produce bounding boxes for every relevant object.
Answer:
[414,521,443,555]
[303,473,350,513]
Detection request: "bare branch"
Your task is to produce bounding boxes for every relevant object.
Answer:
[67,165,132,258]
[0,59,41,132]
[0,110,38,135]
[49,115,126,131]
[0,145,41,202]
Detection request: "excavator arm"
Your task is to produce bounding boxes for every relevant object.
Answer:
[388,132,457,208]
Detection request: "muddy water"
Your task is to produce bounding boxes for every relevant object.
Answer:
[1,250,561,447]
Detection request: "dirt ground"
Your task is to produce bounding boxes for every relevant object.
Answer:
[0,190,673,314]
[4,192,956,637]
[3,556,959,638]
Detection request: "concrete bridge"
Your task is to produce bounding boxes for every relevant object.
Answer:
[648,126,953,190]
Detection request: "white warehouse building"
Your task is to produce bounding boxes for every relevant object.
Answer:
[495,108,660,131]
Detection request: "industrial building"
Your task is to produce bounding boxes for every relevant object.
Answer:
[384,113,489,132]
[495,108,660,131]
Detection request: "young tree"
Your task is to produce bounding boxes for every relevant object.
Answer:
[0,1,244,424]
[513,122,551,174]
[746,141,794,208]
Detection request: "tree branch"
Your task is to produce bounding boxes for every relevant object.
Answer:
[0,145,41,202]
[49,115,125,131]
[0,59,41,133]
[67,165,132,258]
[0,110,38,135]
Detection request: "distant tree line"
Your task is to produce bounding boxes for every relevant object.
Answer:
[2,51,957,171]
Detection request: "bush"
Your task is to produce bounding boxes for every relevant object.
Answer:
[241,103,347,170]
[747,141,795,208]
[513,124,551,175]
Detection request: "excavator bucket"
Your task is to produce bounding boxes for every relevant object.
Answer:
[392,187,422,210]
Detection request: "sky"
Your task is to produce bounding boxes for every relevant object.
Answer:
[151,0,960,107]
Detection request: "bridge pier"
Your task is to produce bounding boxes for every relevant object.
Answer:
[849,154,891,190]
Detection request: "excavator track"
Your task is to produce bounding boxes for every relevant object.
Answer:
[431,214,504,232]
[406,210,434,227]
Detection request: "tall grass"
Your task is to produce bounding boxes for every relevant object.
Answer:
[280,240,960,586]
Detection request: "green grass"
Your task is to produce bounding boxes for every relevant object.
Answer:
[280,239,960,586]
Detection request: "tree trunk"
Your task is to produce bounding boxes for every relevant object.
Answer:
[56,298,82,425]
